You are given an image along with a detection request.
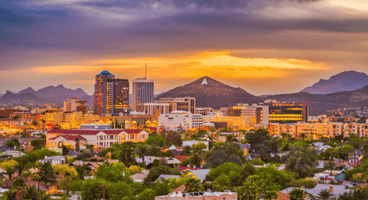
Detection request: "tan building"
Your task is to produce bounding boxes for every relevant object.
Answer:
[269,122,367,139]
[155,191,237,200]
[45,111,99,129]
[206,115,256,130]
[269,123,297,136]
[156,97,196,114]
[194,107,214,116]
[99,114,157,129]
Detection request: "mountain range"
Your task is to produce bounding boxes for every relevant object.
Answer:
[301,71,368,94]
[1,70,368,115]
[0,85,93,106]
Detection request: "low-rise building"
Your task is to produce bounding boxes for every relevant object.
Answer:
[46,129,150,148]
[39,156,66,165]
[158,111,203,131]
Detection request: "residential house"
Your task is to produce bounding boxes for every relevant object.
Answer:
[185,169,210,182]
[280,184,351,199]
[130,170,150,183]
[39,156,65,166]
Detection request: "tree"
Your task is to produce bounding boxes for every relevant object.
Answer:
[5,138,19,148]
[75,138,80,153]
[53,164,78,178]
[12,177,26,189]
[145,134,166,147]
[144,165,180,184]
[246,129,279,161]
[203,143,244,168]
[207,163,242,181]
[162,131,182,146]
[316,189,333,200]
[31,139,43,150]
[37,162,56,190]
[190,154,202,168]
[285,144,318,178]
[95,163,127,183]
[181,146,191,156]
[135,145,148,165]
[229,164,257,187]
[257,165,291,191]
[348,134,365,149]
[120,142,135,167]
[289,188,305,200]
[81,178,106,200]
[3,166,16,179]
[184,178,201,192]
[192,142,208,154]
[136,189,156,200]
[127,165,144,175]
[75,164,92,180]
[238,175,266,200]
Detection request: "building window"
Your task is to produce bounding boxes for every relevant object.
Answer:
[110,142,113,146]
[100,135,103,140]
[110,135,114,140]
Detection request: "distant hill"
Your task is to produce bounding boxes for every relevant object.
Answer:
[0,85,92,106]
[268,84,368,115]
[301,71,368,94]
[155,76,261,109]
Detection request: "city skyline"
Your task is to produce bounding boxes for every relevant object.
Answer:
[1,0,367,95]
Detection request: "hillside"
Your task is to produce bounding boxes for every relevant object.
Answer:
[301,71,368,94]
[155,77,261,109]
[0,85,91,106]
[268,84,368,115]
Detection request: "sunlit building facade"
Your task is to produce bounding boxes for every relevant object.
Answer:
[156,97,196,114]
[262,100,308,123]
[93,71,129,115]
[132,78,154,112]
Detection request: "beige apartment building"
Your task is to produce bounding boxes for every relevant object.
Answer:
[269,122,368,139]
[44,111,99,129]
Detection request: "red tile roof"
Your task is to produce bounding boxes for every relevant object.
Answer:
[47,129,145,135]
[49,135,87,141]
[175,155,191,162]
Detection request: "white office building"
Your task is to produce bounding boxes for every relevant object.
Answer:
[158,111,203,130]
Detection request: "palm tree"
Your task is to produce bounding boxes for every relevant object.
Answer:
[316,189,333,200]
[75,138,80,153]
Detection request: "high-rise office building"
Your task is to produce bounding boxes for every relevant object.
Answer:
[93,70,129,116]
[132,65,154,112]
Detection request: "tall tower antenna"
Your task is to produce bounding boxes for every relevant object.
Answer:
[145,63,147,79]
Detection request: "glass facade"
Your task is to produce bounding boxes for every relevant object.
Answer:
[267,103,308,123]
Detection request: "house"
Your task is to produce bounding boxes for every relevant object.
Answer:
[239,144,250,156]
[281,184,352,199]
[46,129,150,148]
[349,150,364,161]
[155,190,237,200]
[1,150,25,158]
[130,170,150,183]
[178,167,201,172]
[185,169,210,182]
[156,175,181,182]
[136,156,181,168]
[312,142,331,153]
[39,156,65,166]
[175,155,191,162]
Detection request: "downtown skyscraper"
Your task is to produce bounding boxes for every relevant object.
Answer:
[132,65,154,112]
[93,71,129,116]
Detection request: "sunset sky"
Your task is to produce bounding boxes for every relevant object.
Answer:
[1,0,367,95]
